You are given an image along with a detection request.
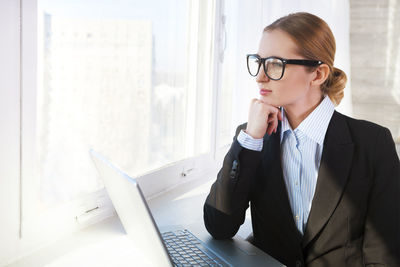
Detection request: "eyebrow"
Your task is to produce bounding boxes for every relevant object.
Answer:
[256,47,303,58]
[255,53,289,59]
[256,52,293,58]
[255,54,311,60]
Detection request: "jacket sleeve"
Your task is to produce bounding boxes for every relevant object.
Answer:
[363,127,400,266]
[203,123,263,239]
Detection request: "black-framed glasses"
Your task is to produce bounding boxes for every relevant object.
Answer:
[246,54,323,80]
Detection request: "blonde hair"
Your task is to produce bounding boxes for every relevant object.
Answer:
[264,12,347,106]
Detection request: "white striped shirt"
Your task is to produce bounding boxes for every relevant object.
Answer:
[237,95,335,234]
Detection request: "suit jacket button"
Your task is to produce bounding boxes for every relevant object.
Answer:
[230,160,238,179]
[295,260,302,267]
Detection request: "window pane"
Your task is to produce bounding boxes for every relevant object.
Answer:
[36,0,213,203]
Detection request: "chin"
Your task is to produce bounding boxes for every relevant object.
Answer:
[260,95,281,107]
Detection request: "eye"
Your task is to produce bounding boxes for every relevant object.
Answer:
[266,59,283,68]
[271,62,283,67]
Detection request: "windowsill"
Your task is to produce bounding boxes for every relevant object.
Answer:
[5,175,253,267]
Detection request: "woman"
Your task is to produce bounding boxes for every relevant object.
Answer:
[203,12,400,267]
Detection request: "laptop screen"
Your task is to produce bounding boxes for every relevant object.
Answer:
[90,149,173,267]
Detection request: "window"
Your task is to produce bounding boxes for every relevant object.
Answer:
[21,0,223,237]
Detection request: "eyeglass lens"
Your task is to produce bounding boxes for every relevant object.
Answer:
[247,55,284,80]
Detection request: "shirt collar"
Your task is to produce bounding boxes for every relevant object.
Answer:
[280,95,335,146]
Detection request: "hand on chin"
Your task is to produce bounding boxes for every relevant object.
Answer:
[259,95,280,108]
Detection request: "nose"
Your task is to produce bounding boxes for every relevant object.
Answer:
[256,64,269,83]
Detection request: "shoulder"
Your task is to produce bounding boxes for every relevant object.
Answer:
[333,111,394,146]
[335,111,385,132]
[334,111,387,134]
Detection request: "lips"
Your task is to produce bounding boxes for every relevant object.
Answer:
[260,89,272,96]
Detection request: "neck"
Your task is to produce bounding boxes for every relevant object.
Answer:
[284,94,324,130]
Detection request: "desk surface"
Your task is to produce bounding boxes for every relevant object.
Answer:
[5,177,255,267]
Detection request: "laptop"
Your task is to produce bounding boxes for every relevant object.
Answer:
[90,149,284,267]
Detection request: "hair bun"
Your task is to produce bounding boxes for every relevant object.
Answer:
[324,67,347,106]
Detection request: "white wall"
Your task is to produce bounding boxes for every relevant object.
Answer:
[231,0,352,129]
[0,0,21,265]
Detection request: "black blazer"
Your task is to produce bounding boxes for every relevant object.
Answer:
[204,111,400,267]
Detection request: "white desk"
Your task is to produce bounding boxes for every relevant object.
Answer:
[5,177,254,267]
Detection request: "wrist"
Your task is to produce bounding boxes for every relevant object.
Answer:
[244,129,264,139]
[238,130,263,151]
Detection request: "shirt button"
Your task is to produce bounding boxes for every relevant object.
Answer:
[295,181,298,186]
[296,260,302,267]
[295,215,299,220]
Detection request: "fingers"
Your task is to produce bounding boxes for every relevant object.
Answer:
[266,124,274,135]
[249,98,258,111]
[266,104,280,117]
[266,112,279,135]
[271,114,279,133]
[248,98,281,137]
[261,103,280,135]
[267,115,279,135]
[250,98,258,107]
[267,114,275,123]
[278,108,283,121]
[267,106,282,135]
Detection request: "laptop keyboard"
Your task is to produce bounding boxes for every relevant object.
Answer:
[161,229,230,267]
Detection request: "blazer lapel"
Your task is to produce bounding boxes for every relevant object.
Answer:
[302,111,354,247]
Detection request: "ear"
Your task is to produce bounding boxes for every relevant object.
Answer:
[311,64,329,86]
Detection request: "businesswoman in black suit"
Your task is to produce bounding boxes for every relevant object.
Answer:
[204,12,400,267]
